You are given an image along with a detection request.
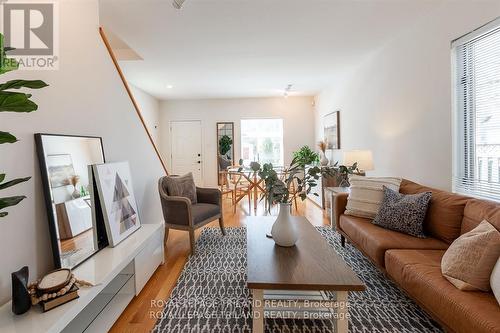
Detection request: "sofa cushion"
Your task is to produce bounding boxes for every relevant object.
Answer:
[441,220,500,291]
[165,173,197,204]
[399,179,470,244]
[339,214,448,268]
[385,249,500,333]
[373,186,431,238]
[462,198,500,234]
[191,203,220,224]
[345,175,402,219]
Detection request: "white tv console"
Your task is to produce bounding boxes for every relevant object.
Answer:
[0,223,164,333]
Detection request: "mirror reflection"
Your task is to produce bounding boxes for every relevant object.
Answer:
[217,122,235,185]
[36,134,105,269]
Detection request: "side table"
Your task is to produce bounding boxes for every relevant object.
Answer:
[325,187,350,229]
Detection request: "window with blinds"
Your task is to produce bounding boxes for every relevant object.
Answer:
[453,19,500,201]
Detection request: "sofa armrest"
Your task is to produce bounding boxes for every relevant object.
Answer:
[159,192,192,226]
[196,187,221,206]
[334,192,349,231]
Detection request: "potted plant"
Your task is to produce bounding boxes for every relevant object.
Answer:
[218,135,232,158]
[0,34,48,219]
[258,152,332,246]
[292,145,319,167]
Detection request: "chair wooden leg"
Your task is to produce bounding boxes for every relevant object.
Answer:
[341,235,346,247]
[248,191,251,213]
[164,227,169,244]
[189,229,196,254]
[233,190,237,214]
[219,216,226,236]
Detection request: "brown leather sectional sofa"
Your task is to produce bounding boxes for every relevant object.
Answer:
[334,179,500,333]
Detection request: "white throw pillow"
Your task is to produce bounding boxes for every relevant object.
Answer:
[491,257,500,305]
[345,175,402,219]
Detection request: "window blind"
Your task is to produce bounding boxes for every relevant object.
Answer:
[453,21,500,201]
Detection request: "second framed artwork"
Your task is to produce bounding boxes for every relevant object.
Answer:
[92,161,141,247]
[323,110,340,149]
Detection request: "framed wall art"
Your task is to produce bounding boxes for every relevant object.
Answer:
[93,161,141,247]
[323,111,340,150]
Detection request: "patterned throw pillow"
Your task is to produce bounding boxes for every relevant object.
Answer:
[372,186,431,238]
[165,173,197,204]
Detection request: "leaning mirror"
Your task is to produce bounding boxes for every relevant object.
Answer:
[217,122,234,185]
[35,134,107,269]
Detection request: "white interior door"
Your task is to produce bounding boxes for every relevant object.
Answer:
[170,121,203,184]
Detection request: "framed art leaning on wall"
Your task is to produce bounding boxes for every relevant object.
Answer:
[93,161,141,247]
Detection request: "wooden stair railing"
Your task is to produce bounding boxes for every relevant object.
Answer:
[99,27,169,175]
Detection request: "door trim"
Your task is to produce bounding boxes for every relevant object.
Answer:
[169,120,204,184]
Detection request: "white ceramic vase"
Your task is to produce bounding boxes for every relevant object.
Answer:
[72,186,81,199]
[271,203,298,247]
[320,151,329,166]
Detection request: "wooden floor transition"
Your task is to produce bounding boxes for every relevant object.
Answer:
[110,196,330,333]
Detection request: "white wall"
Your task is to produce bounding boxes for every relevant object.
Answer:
[159,97,315,186]
[314,1,500,191]
[130,84,160,144]
[0,0,165,304]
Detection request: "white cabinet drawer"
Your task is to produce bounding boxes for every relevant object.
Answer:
[134,226,164,294]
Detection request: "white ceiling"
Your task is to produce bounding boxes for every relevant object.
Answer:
[99,0,441,100]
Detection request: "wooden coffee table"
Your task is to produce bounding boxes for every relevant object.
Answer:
[246,216,365,333]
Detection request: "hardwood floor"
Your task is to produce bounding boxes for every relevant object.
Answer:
[59,228,94,253]
[109,196,330,333]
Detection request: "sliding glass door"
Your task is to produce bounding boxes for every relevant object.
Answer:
[240,119,284,167]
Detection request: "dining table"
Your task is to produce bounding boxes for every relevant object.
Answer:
[227,167,267,214]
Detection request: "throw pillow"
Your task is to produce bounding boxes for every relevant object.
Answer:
[345,175,402,219]
[491,258,500,305]
[372,186,431,238]
[165,173,197,204]
[441,220,500,291]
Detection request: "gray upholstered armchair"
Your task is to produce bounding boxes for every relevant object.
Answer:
[158,176,226,254]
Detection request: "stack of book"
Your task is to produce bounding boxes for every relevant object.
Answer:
[39,285,79,312]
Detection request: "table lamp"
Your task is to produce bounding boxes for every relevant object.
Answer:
[343,150,374,174]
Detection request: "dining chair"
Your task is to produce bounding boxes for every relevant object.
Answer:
[225,171,252,213]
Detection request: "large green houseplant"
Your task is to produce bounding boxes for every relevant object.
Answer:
[292,145,319,167]
[218,135,233,157]
[0,34,48,218]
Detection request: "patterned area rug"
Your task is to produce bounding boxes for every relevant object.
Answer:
[153,227,442,333]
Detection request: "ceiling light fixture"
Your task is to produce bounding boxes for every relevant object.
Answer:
[172,0,186,9]
[284,84,293,98]
[167,85,173,89]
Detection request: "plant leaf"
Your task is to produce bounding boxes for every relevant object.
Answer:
[0,80,48,91]
[0,212,8,217]
[0,131,17,144]
[0,34,19,74]
[0,176,30,190]
[0,91,38,112]
[0,174,5,183]
[0,196,26,210]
